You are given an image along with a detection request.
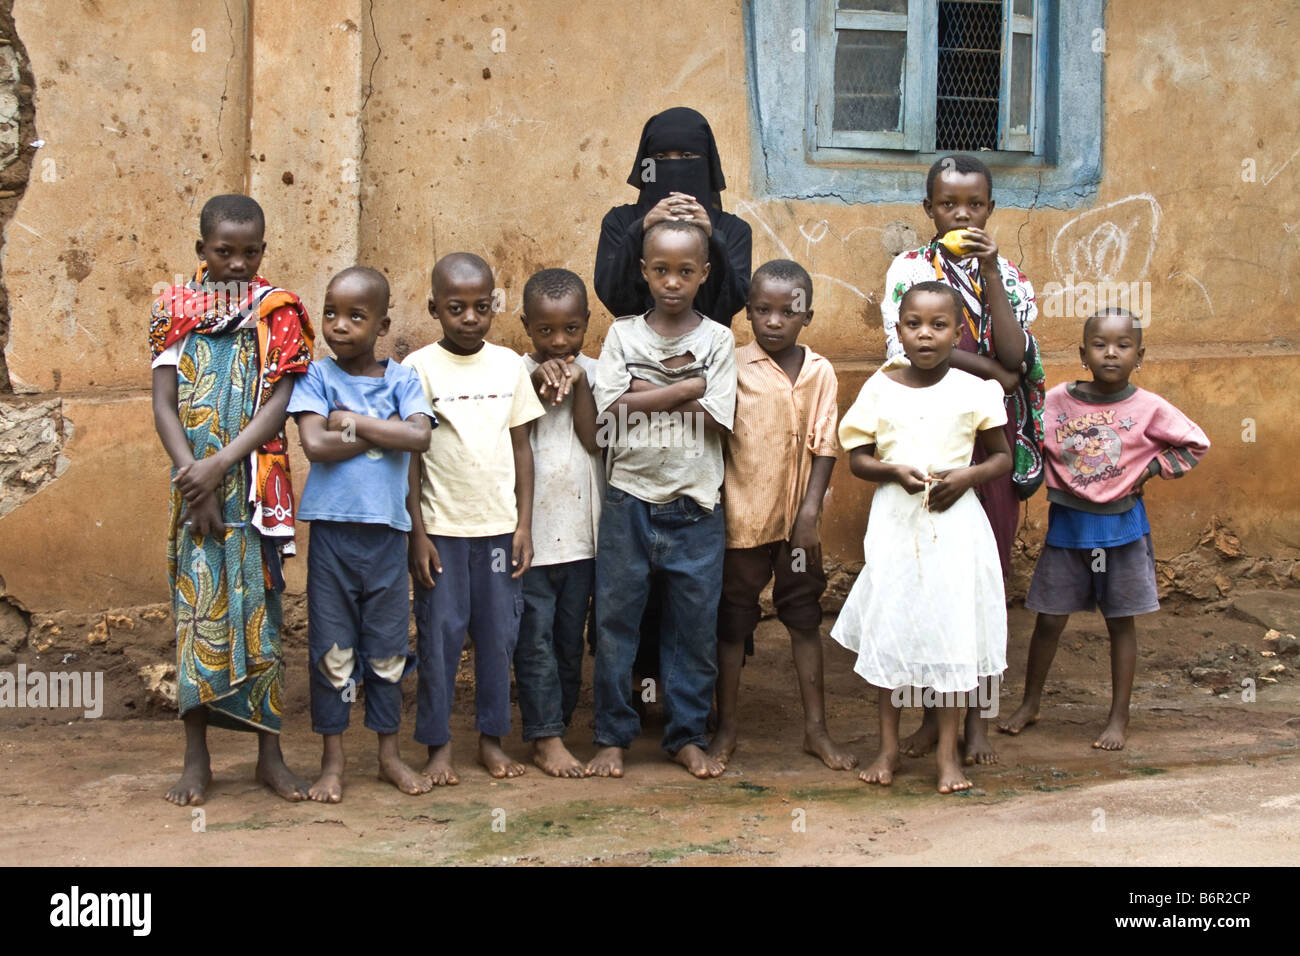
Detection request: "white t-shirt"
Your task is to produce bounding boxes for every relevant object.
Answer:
[523,353,604,566]
[402,341,545,538]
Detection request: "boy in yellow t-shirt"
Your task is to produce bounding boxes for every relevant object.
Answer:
[403,253,545,785]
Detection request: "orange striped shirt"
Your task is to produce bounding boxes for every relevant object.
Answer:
[723,342,841,549]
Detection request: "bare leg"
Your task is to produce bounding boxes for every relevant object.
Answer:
[962,677,999,766]
[706,636,745,765]
[531,736,585,778]
[422,742,460,786]
[478,733,526,778]
[164,707,212,806]
[378,733,433,794]
[858,686,901,785]
[789,626,857,770]
[255,730,309,802]
[899,704,938,757]
[999,613,1069,735]
[935,706,971,793]
[308,733,345,803]
[1094,616,1136,750]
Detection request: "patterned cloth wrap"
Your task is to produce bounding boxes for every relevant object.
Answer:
[150,265,315,553]
[926,240,1045,499]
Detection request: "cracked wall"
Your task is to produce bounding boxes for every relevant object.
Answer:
[0,0,1296,614]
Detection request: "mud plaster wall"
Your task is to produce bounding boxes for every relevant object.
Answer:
[0,0,1297,614]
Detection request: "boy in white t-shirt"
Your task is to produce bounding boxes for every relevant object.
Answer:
[403,253,545,784]
[514,268,603,778]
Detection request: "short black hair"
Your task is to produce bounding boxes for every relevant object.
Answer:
[751,259,813,309]
[1084,306,1144,344]
[642,219,709,261]
[522,268,589,317]
[329,265,390,311]
[430,252,494,294]
[900,280,963,319]
[199,194,265,239]
[925,154,993,200]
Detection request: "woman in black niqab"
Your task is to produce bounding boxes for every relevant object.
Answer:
[594,107,752,326]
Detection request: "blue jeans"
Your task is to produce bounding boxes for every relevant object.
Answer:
[514,559,594,740]
[593,487,724,754]
[413,533,522,747]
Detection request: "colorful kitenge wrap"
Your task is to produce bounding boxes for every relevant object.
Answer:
[151,267,313,732]
[926,240,1046,499]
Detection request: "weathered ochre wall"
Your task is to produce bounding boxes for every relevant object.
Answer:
[1,0,1297,612]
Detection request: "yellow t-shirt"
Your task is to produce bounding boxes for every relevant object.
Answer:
[402,341,545,538]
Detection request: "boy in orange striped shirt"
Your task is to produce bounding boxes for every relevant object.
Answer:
[708,260,857,770]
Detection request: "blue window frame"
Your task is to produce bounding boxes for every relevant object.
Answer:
[745,0,1104,207]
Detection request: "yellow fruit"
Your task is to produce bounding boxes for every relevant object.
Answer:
[939,229,972,256]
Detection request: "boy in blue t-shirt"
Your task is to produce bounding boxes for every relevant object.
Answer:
[287,266,436,802]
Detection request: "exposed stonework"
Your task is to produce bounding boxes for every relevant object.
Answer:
[0,1,36,392]
[0,395,68,517]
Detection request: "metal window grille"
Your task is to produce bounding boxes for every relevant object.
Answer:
[935,0,1002,151]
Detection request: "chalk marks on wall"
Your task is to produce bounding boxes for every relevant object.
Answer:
[1050,193,1161,283]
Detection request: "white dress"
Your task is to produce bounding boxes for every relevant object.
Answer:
[831,361,1009,692]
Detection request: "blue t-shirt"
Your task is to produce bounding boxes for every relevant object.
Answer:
[1044,497,1150,550]
[287,358,436,530]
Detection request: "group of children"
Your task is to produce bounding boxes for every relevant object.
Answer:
[152,153,1209,804]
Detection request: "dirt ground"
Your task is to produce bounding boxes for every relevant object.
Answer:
[2,591,1299,867]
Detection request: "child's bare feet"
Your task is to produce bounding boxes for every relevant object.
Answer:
[997,701,1039,735]
[673,743,725,778]
[478,735,526,778]
[531,737,584,778]
[962,714,999,766]
[255,751,309,802]
[900,712,938,757]
[379,753,433,794]
[857,749,900,785]
[706,723,738,766]
[936,750,972,794]
[309,770,344,803]
[164,757,212,806]
[804,727,858,770]
[422,743,460,786]
[584,746,625,777]
[1092,717,1128,751]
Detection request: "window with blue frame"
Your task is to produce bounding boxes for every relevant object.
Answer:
[744,0,1103,206]
[818,0,1042,154]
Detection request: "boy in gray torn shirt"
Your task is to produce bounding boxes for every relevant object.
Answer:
[585,220,737,780]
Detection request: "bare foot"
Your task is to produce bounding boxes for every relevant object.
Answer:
[804,727,858,771]
[531,737,584,779]
[936,751,972,794]
[673,743,725,779]
[478,735,526,778]
[379,752,433,795]
[900,718,938,757]
[706,724,738,767]
[255,753,309,802]
[997,702,1040,735]
[308,770,344,803]
[422,743,460,786]
[584,746,625,778]
[962,719,999,766]
[1092,718,1128,751]
[857,749,900,785]
[164,758,212,806]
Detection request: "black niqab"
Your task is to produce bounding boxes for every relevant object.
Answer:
[626,107,727,211]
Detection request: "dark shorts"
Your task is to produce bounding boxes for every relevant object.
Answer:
[1025,534,1160,619]
[718,540,827,651]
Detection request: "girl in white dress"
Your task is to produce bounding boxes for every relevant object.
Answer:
[832,281,1012,793]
